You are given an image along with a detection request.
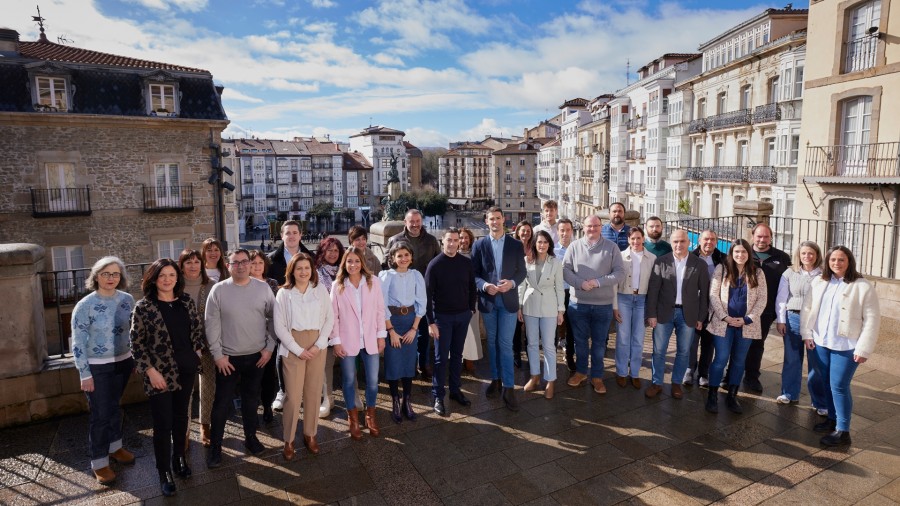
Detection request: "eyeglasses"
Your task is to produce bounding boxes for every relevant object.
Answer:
[229,260,251,267]
[99,272,121,279]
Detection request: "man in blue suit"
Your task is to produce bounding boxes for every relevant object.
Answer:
[472,206,527,411]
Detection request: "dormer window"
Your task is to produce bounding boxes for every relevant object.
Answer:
[36,76,68,111]
[149,84,178,116]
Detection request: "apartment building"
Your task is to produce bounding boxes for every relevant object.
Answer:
[342,151,375,226]
[558,99,592,219]
[403,141,423,189]
[537,139,562,207]
[574,95,613,220]
[438,143,495,209]
[493,140,543,226]
[349,126,410,198]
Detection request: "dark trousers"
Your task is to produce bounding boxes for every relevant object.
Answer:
[513,318,524,358]
[85,357,134,470]
[689,326,715,379]
[417,317,433,371]
[210,352,264,446]
[148,369,195,473]
[261,345,279,409]
[742,313,775,384]
[432,311,471,399]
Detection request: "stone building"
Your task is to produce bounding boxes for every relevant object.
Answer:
[493,140,543,226]
[349,125,410,198]
[438,143,496,210]
[574,95,614,220]
[558,98,592,219]
[403,141,423,189]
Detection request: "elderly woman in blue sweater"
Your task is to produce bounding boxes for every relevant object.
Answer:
[71,256,136,486]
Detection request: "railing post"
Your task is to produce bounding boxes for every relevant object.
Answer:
[733,201,774,244]
[0,244,48,379]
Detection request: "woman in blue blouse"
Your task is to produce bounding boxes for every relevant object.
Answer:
[71,256,136,485]
[379,241,427,423]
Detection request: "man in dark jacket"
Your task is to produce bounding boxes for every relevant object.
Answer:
[687,229,726,387]
[267,220,312,285]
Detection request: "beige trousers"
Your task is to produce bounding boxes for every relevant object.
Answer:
[282,349,326,442]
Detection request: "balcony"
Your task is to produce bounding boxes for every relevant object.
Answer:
[30,187,92,218]
[752,103,781,123]
[625,149,646,161]
[686,166,777,184]
[626,116,646,131]
[844,34,878,74]
[581,171,595,180]
[578,193,593,204]
[142,185,194,212]
[805,142,900,180]
[625,182,645,194]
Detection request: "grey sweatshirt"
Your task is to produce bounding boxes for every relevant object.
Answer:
[562,236,625,305]
[205,277,276,360]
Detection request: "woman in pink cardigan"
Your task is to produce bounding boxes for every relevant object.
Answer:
[330,246,387,439]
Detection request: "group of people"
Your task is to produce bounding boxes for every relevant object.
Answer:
[70,203,882,496]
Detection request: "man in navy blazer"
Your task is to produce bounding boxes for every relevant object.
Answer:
[472,207,527,411]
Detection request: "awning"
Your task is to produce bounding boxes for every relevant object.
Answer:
[448,198,468,205]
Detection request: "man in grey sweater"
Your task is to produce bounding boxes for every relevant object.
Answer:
[205,249,276,468]
[563,215,625,394]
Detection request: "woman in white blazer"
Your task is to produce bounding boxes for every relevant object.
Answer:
[517,230,565,399]
[612,228,656,390]
[801,246,880,447]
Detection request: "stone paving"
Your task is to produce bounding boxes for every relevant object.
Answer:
[2,331,900,505]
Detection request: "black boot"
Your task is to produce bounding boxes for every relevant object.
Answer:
[401,394,417,421]
[502,387,520,412]
[820,430,851,447]
[705,387,719,414]
[172,455,192,479]
[391,394,402,424]
[726,385,743,414]
[159,470,177,497]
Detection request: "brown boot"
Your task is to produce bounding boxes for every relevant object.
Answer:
[524,375,540,392]
[348,409,363,440]
[365,407,380,437]
[282,441,296,462]
[303,435,320,455]
[201,424,211,448]
[94,465,116,485]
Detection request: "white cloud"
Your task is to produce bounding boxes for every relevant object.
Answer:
[128,0,208,12]
[403,127,451,148]
[310,0,336,7]
[457,118,522,144]
[222,89,265,104]
[372,53,405,67]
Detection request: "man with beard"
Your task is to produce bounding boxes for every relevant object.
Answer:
[602,202,630,251]
[687,229,725,386]
[643,216,672,257]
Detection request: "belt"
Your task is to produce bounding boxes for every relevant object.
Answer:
[674,304,683,308]
[632,289,640,295]
[788,309,800,314]
[389,305,415,316]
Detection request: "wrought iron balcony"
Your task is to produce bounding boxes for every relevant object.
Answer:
[752,103,781,123]
[30,187,92,217]
[706,109,752,131]
[625,182,645,194]
[626,149,646,161]
[685,166,776,183]
[805,142,900,179]
[627,116,646,131]
[142,185,194,212]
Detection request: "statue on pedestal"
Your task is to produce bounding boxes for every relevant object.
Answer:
[381,153,407,221]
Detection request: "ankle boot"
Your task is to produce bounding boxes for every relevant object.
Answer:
[726,385,743,414]
[524,375,540,392]
[172,455,191,478]
[401,394,417,421]
[705,387,719,414]
[391,394,402,424]
[282,441,296,461]
[365,407,380,437]
[348,408,363,440]
[159,470,177,497]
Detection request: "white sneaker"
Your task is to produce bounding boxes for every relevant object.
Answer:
[776,394,792,404]
[682,369,693,386]
[698,377,709,387]
[816,407,829,416]
[318,395,332,419]
[272,391,285,411]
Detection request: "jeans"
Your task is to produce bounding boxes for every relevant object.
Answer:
[781,311,828,406]
[614,293,646,377]
[433,311,471,398]
[210,352,265,446]
[148,368,195,473]
[651,308,695,386]
[85,357,134,470]
[482,305,518,388]
[809,345,860,431]
[708,327,753,387]
[568,302,613,379]
[342,349,380,410]
[524,315,557,381]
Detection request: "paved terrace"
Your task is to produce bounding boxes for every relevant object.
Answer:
[2,330,900,506]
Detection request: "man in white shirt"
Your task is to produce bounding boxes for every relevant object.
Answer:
[534,200,559,245]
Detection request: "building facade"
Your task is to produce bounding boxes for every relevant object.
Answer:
[348,126,410,198]
[574,95,613,220]
[558,98,592,219]
[493,140,542,226]
[438,143,495,210]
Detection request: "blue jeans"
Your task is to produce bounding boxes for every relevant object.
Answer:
[708,327,753,387]
[342,349,380,410]
[524,315,557,381]
[482,305,518,388]
[85,357,134,470]
[809,345,860,431]
[781,311,828,406]
[433,311,472,398]
[651,308,695,385]
[568,302,613,379]
[614,293,646,377]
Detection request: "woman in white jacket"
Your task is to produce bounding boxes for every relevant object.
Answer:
[801,246,880,447]
[273,252,334,461]
[612,228,656,390]
[517,230,565,399]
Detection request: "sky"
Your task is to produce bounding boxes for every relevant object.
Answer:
[4,0,808,147]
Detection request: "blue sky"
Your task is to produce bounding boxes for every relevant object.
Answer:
[5,0,808,147]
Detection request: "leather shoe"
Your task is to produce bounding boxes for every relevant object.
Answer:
[814,419,837,433]
[820,430,851,447]
[109,447,135,465]
[433,397,447,417]
[485,379,501,398]
[282,441,296,461]
[244,436,265,455]
[263,405,274,425]
[172,455,191,479]
[567,372,588,387]
[671,384,684,400]
[93,466,116,485]
[449,391,471,407]
[502,387,520,412]
[206,444,222,468]
[615,375,627,388]
[743,378,763,393]
[645,383,663,398]
[631,377,642,389]
[591,377,606,394]
[303,435,320,455]
[159,470,177,497]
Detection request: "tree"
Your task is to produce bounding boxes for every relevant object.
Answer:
[419,191,448,217]
[421,147,447,186]
[308,201,333,231]
[678,198,691,215]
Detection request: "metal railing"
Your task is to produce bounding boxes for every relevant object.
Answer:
[627,116,646,130]
[752,103,781,123]
[142,185,194,212]
[844,34,878,73]
[625,149,646,160]
[625,182,645,194]
[804,142,900,178]
[30,187,92,217]
[685,166,777,183]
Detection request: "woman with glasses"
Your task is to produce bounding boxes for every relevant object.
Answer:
[201,238,228,283]
[178,250,214,449]
[312,237,346,418]
[71,257,135,485]
[131,259,206,496]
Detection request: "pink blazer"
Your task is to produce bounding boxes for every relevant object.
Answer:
[329,276,387,356]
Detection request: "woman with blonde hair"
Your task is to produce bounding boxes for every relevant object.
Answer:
[274,253,333,460]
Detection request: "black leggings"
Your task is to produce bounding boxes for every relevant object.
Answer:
[388,377,413,397]
[148,369,195,473]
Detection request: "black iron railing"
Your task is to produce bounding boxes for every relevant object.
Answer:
[804,142,900,179]
[142,185,194,212]
[752,103,781,123]
[30,187,92,217]
[685,166,776,183]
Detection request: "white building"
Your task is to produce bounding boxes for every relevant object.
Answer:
[558,98,592,219]
[349,126,410,198]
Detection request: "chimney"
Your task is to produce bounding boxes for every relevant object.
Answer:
[0,28,19,53]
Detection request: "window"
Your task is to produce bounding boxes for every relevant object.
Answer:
[768,77,779,104]
[765,138,776,165]
[793,64,804,98]
[154,163,182,207]
[45,162,78,211]
[35,77,68,111]
[789,135,800,165]
[714,143,724,165]
[51,245,84,298]
[695,144,704,166]
[740,85,751,110]
[696,98,706,119]
[158,239,186,260]
[738,141,749,166]
[717,92,727,114]
[149,84,177,115]
[844,0,881,73]
[829,199,863,254]
[839,96,873,175]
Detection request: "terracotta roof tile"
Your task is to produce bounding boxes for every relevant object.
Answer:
[18,40,208,74]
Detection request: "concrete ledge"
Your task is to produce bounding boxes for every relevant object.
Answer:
[0,243,45,267]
